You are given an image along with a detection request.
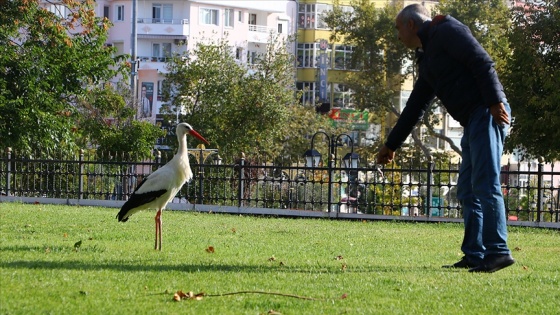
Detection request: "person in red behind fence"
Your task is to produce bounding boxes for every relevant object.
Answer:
[376,4,515,273]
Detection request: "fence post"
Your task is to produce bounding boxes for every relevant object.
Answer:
[197,148,204,205]
[78,149,84,200]
[426,157,434,218]
[238,152,245,208]
[5,147,12,196]
[537,157,544,222]
[328,153,335,214]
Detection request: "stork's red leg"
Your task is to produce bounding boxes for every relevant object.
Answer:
[158,209,162,251]
[155,209,162,250]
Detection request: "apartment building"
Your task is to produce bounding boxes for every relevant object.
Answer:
[94,0,296,122]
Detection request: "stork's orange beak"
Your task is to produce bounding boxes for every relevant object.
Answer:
[189,129,210,145]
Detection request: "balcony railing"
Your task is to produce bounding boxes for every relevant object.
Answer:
[248,24,273,33]
[137,18,189,24]
[248,24,276,43]
[136,18,189,37]
[137,56,171,62]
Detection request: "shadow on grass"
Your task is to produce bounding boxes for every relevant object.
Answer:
[0,258,439,274]
[0,245,441,274]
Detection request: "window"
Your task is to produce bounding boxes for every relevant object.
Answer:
[297,42,330,68]
[201,8,219,25]
[315,4,332,29]
[153,4,173,23]
[277,23,283,33]
[247,51,258,64]
[103,6,109,19]
[298,3,332,30]
[235,47,243,60]
[152,44,160,60]
[152,43,172,61]
[296,82,318,106]
[225,9,234,27]
[49,4,68,18]
[248,13,257,25]
[116,5,125,22]
[333,45,355,70]
[238,10,243,22]
[332,83,354,108]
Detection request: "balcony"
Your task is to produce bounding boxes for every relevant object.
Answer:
[136,18,189,37]
[247,24,276,43]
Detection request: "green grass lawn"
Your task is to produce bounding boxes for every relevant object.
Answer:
[0,203,558,315]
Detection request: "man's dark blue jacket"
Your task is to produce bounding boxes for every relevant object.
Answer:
[385,15,506,151]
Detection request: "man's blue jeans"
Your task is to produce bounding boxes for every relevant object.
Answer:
[457,100,511,263]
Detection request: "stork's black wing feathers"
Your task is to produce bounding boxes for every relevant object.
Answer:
[116,183,167,222]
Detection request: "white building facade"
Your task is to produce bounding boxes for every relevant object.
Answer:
[95,0,296,122]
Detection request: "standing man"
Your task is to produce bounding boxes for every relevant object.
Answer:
[377,4,515,273]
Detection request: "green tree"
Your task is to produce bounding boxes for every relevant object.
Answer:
[502,1,560,161]
[75,83,164,159]
[162,34,337,161]
[323,1,408,117]
[323,0,450,160]
[0,0,129,155]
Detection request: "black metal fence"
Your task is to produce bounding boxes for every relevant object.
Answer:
[1,147,559,224]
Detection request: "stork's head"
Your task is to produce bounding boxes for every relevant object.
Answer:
[176,122,210,145]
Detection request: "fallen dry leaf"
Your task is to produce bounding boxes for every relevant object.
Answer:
[341,263,347,271]
[63,233,68,238]
[514,246,522,251]
[335,255,344,260]
[523,265,529,270]
[268,256,276,261]
[173,290,188,301]
[267,310,282,315]
[194,292,205,300]
[205,246,215,253]
[341,293,348,299]
[173,290,204,301]
[231,228,236,233]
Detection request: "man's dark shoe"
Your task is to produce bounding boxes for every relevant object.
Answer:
[442,256,479,269]
[468,254,515,273]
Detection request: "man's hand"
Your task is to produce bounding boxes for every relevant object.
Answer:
[376,145,395,165]
[490,102,510,126]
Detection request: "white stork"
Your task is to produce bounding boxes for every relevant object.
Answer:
[116,122,209,250]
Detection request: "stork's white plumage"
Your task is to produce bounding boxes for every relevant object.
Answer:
[116,122,209,250]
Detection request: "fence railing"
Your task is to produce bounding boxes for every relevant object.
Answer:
[1,148,559,224]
